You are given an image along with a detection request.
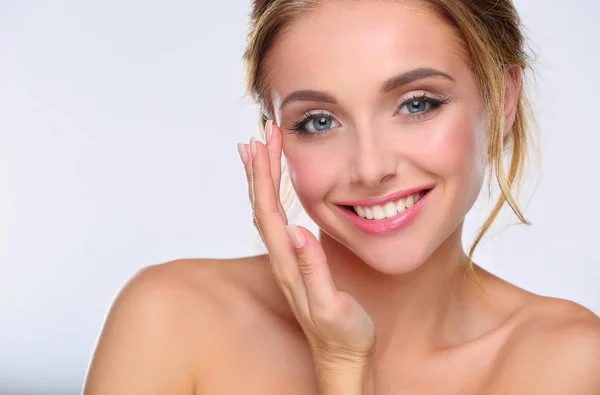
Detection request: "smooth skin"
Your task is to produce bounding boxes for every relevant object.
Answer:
[84,1,600,394]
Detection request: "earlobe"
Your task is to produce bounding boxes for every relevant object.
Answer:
[503,65,523,138]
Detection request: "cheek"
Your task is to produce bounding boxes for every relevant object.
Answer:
[283,141,338,204]
[407,107,487,188]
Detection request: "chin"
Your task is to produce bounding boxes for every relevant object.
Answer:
[317,217,439,275]
[353,235,437,274]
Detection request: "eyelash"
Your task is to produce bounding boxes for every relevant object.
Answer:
[288,93,451,136]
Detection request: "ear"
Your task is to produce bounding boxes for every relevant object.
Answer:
[503,65,522,138]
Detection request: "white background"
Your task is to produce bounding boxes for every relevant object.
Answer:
[0,1,598,394]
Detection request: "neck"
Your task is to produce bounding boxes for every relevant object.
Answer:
[319,224,481,354]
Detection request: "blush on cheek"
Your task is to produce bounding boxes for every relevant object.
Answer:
[284,148,336,207]
[408,109,486,183]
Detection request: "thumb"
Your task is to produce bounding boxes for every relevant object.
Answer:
[285,224,337,317]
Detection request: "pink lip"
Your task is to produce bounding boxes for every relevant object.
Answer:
[338,188,433,235]
[336,184,435,207]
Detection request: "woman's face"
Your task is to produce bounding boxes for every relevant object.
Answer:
[267,0,487,273]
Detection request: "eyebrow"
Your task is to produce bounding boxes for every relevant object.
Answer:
[279,67,455,110]
[381,68,455,93]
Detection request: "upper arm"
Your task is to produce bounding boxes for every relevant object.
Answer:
[493,302,600,395]
[83,261,212,395]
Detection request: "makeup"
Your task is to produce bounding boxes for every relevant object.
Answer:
[336,186,434,235]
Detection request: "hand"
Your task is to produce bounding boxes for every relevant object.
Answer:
[238,120,376,392]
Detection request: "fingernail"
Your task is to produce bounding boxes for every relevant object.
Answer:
[285,224,306,249]
[237,143,248,165]
[250,137,257,159]
[265,120,273,144]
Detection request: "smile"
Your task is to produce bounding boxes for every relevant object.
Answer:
[352,190,426,220]
[336,186,434,235]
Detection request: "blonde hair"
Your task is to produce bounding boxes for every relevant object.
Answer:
[243,0,538,281]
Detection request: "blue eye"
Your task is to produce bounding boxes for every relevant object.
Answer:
[405,100,429,113]
[289,111,341,136]
[397,94,448,119]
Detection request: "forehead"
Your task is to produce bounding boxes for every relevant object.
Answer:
[266,0,468,104]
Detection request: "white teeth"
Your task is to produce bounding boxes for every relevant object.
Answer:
[356,206,365,217]
[383,202,397,218]
[396,198,406,213]
[372,205,385,220]
[353,191,425,220]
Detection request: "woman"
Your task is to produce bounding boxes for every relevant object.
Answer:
[83,0,600,394]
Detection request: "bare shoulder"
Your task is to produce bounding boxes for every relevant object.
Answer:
[491,295,600,394]
[84,255,286,394]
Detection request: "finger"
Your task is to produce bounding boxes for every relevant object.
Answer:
[248,142,266,237]
[265,120,282,197]
[250,138,287,233]
[238,143,252,201]
[285,224,337,321]
[239,142,266,237]
[250,138,305,299]
[264,121,288,223]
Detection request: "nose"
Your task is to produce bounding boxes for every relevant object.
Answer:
[349,128,399,188]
